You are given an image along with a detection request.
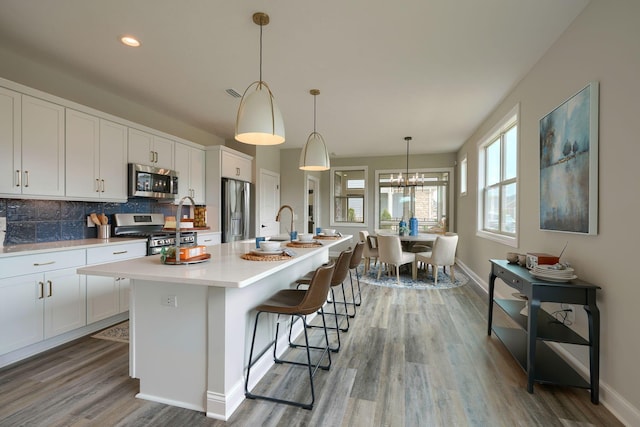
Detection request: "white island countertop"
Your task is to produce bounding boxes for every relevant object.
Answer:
[78,237,351,288]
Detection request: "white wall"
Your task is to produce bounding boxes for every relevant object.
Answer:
[455,1,640,424]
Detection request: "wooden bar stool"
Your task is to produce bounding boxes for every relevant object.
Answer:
[244,262,336,410]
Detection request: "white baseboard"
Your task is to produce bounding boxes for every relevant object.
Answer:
[455,259,640,427]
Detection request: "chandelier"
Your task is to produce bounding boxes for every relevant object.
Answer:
[390,136,425,188]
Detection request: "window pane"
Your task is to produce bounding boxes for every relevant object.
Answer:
[504,125,518,180]
[484,186,499,230]
[501,182,517,233]
[347,197,364,222]
[486,139,501,186]
[332,167,366,224]
[460,157,467,194]
[378,172,448,232]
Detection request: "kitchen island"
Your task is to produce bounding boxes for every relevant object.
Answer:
[78,236,351,420]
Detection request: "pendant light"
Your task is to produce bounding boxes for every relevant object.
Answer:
[390,136,425,188]
[235,12,285,145]
[299,89,330,171]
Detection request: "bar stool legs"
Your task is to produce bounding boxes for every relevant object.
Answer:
[245,310,331,409]
[244,262,335,410]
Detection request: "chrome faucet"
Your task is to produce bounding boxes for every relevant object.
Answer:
[275,205,294,236]
[175,195,196,264]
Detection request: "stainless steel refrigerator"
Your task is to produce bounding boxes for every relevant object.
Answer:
[221,177,251,243]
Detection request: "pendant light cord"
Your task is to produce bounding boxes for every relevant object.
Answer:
[405,137,410,186]
[259,21,263,83]
[313,94,317,132]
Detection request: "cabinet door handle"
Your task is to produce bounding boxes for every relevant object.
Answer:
[101,179,105,193]
[38,281,45,299]
[150,151,155,163]
[204,239,212,243]
[33,261,56,266]
[113,250,128,255]
[96,178,100,192]
[16,170,21,187]
[24,170,29,187]
[236,167,240,176]
[47,280,53,297]
[154,151,159,163]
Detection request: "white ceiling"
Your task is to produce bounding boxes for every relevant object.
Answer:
[0,0,589,158]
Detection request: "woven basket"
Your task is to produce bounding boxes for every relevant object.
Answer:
[314,235,341,240]
[241,253,292,261]
[287,242,322,248]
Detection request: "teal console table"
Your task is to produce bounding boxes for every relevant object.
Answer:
[487,259,600,403]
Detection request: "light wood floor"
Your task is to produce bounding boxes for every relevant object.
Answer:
[0,273,622,426]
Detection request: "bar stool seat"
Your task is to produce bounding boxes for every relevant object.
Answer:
[245,262,335,410]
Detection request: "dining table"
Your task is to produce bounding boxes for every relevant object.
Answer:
[375,231,440,252]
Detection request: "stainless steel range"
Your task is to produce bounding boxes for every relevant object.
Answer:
[113,213,196,255]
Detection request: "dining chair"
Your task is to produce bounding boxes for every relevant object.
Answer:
[359,230,378,274]
[415,234,459,286]
[376,235,417,284]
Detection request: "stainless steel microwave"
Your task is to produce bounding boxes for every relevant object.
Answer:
[128,163,178,200]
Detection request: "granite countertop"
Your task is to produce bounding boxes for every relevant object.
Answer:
[0,237,148,258]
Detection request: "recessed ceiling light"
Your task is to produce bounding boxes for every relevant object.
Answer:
[120,35,141,47]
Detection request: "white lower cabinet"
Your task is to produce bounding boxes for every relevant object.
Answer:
[86,241,146,323]
[86,275,122,323]
[0,267,86,355]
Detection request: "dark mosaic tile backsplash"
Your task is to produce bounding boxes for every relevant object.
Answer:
[0,198,177,246]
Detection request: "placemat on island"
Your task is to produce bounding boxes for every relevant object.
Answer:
[241,253,292,261]
[287,241,323,248]
[314,235,341,240]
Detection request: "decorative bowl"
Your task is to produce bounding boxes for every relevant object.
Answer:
[259,241,280,252]
[322,228,336,236]
[506,252,519,263]
[298,233,314,242]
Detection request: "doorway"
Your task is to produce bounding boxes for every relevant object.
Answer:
[259,169,280,237]
[305,176,320,233]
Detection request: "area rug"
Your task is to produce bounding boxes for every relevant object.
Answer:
[358,264,468,290]
[91,321,129,343]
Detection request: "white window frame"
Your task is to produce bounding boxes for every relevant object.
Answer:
[375,167,455,232]
[460,155,468,196]
[330,166,368,228]
[476,104,519,247]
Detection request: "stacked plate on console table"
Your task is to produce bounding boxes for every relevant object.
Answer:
[530,264,577,283]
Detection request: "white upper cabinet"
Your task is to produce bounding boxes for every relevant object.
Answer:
[221,149,252,182]
[128,128,174,170]
[174,142,205,204]
[0,92,65,197]
[65,109,127,201]
[21,95,66,197]
[99,119,128,200]
[0,86,21,195]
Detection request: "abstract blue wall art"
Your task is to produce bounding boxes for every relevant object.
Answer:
[539,82,599,234]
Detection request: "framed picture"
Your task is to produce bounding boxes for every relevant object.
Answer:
[539,81,598,234]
